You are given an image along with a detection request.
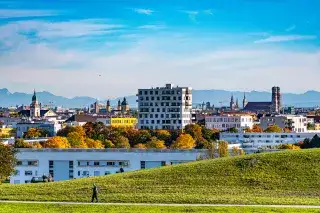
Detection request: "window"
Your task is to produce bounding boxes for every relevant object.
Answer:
[28,161,38,166]
[17,161,22,166]
[82,171,89,176]
[49,161,54,168]
[140,161,146,169]
[107,162,115,166]
[69,161,73,169]
[119,161,129,167]
[94,161,100,166]
[15,170,20,176]
[25,171,32,176]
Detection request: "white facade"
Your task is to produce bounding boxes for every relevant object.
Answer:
[205,115,253,131]
[137,84,192,130]
[260,115,308,132]
[16,122,61,138]
[10,148,206,184]
[220,132,318,152]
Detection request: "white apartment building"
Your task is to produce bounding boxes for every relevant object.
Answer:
[220,132,318,152]
[10,148,206,184]
[137,84,192,130]
[16,122,61,138]
[260,115,308,132]
[205,115,253,131]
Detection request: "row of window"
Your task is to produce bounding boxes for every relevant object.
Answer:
[77,161,129,167]
[206,117,252,122]
[140,120,183,125]
[15,170,37,176]
[140,114,181,119]
[17,160,38,166]
[138,90,186,95]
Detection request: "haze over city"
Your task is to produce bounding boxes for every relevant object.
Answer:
[1,0,319,99]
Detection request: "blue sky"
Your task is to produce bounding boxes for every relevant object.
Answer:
[0,0,319,98]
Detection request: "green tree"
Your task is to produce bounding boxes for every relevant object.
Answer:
[133,130,151,145]
[218,141,229,157]
[204,140,217,159]
[227,127,238,133]
[201,126,213,141]
[102,140,115,148]
[67,132,87,148]
[307,123,315,130]
[0,144,17,183]
[264,125,282,133]
[113,136,130,148]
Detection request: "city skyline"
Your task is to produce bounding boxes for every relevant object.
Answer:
[1,0,319,98]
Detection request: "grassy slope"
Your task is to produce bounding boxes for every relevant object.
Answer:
[1,149,320,205]
[1,203,320,213]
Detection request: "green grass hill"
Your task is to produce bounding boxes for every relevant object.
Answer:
[1,149,320,205]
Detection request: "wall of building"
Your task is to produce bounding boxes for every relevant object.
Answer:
[205,115,253,131]
[10,149,207,184]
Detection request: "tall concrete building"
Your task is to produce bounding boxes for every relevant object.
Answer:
[137,84,192,130]
[272,86,281,113]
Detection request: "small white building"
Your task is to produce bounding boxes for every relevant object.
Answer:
[220,132,318,152]
[260,115,308,133]
[10,148,206,184]
[16,122,61,138]
[137,84,192,130]
[205,115,253,131]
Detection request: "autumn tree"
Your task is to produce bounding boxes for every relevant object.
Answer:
[218,140,229,157]
[133,130,151,145]
[246,124,263,133]
[264,125,282,133]
[204,140,217,159]
[31,142,42,148]
[171,134,195,149]
[232,146,240,156]
[279,144,301,150]
[184,124,202,140]
[14,139,32,148]
[102,140,115,148]
[113,136,130,148]
[44,136,71,148]
[85,138,104,148]
[239,149,245,156]
[146,137,166,149]
[153,130,171,144]
[23,128,45,138]
[201,126,213,141]
[67,132,87,148]
[0,144,17,183]
[134,143,147,149]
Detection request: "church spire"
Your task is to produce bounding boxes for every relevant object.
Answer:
[32,89,37,102]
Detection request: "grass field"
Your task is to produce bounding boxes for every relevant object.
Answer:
[1,149,320,205]
[1,203,320,213]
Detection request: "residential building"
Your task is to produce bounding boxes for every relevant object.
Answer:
[0,117,21,128]
[10,148,206,184]
[220,132,318,153]
[205,115,253,131]
[65,114,97,126]
[16,122,61,138]
[260,115,308,132]
[96,117,137,128]
[137,84,192,130]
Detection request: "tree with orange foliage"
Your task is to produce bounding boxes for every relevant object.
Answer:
[283,128,292,133]
[246,124,263,133]
[146,137,166,149]
[171,134,195,149]
[85,138,104,148]
[113,136,130,148]
[264,125,282,133]
[44,136,71,148]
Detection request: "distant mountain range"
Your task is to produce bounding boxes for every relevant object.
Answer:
[1,88,320,108]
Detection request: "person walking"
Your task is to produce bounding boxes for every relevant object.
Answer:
[91,183,99,203]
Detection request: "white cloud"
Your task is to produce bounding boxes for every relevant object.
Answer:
[182,11,199,22]
[138,25,165,30]
[254,35,317,43]
[133,8,153,15]
[203,9,213,15]
[0,19,123,46]
[0,9,55,19]
[286,25,296,32]
[1,36,319,98]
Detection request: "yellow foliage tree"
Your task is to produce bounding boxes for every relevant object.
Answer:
[232,146,239,156]
[279,144,301,150]
[134,143,147,149]
[218,140,229,157]
[31,142,42,148]
[44,136,71,148]
[171,134,195,149]
[264,125,282,133]
[146,137,166,149]
[85,138,104,148]
[23,128,42,138]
